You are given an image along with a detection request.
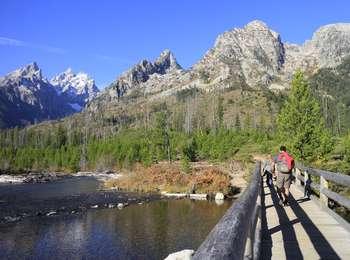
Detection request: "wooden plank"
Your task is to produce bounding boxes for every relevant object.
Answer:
[261,181,350,259]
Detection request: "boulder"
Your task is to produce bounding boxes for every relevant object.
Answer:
[215,192,225,200]
[189,194,208,200]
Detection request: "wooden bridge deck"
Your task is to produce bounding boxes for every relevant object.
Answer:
[261,181,350,260]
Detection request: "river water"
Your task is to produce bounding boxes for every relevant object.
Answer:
[0,177,231,259]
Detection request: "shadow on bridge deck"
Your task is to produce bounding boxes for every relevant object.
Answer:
[260,181,350,259]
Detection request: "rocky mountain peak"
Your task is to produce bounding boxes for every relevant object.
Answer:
[245,20,269,30]
[154,49,182,72]
[11,62,43,81]
[64,67,73,74]
[303,23,350,67]
[197,20,284,88]
[0,63,77,128]
[105,49,182,99]
[51,69,99,106]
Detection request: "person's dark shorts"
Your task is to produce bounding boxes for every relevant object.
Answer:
[276,172,292,189]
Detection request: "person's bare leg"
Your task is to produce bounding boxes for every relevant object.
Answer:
[277,187,286,205]
[285,187,290,197]
[281,187,286,201]
[283,187,290,205]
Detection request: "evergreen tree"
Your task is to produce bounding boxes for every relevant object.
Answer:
[344,132,350,163]
[234,114,241,130]
[56,125,67,148]
[277,71,333,161]
[154,111,171,162]
[217,96,224,128]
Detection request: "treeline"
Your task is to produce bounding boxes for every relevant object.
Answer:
[0,126,272,173]
[0,70,350,174]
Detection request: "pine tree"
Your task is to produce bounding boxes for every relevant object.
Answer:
[277,71,333,161]
[154,111,171,162]
[217,96,224,128]
[56,125,67,148]
[234,114,241,130]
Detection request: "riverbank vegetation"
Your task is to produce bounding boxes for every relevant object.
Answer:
[105,162,233,195]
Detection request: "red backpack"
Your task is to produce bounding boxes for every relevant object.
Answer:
[277,151,294,173]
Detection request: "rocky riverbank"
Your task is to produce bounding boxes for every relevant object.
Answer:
[0,170,121,184]
[0,161,247,226]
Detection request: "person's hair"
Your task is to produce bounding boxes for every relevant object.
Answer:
[280,145,287,152]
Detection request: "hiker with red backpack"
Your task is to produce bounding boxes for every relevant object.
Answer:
[274,145,295,206]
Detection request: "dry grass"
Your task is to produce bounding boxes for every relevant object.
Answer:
[105,161,232,195]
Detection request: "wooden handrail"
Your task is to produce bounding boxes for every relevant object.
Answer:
[296,163,350,187]
[193,162,262,260]
[294,163,350,212]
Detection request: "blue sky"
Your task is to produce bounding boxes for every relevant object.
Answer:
[0,0,349,88]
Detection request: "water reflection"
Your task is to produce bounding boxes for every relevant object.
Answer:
[0,177,101,200]
[0,199,231,259]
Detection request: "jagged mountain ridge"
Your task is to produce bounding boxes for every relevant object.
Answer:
[102,49,182,100]
[51,68,99,110]
[94,20,350,107]
[0,63,99,128]
[0,63,75,128]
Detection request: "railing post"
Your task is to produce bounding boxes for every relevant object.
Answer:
[304,170,309,185]
[320,174,329,207]
[295,168,302,186]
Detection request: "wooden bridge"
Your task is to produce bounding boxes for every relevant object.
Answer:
[192,162,350,260]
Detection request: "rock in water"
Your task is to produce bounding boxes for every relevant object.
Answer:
[4,216,21,222]
[164,249,194,260]
[215,192,225,200]
[46,211,56,216]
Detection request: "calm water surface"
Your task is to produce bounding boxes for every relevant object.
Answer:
[0,177,231,260]
[0,176,101,200]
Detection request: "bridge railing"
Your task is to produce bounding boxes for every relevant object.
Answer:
[193,162,262,260]
[294,163,350,218]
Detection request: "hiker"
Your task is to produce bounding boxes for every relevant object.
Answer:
[275,145,295,206]
[262,155,274,186]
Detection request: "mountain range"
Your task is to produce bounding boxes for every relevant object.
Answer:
[1,20,350,129]
[0,62,99,128]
